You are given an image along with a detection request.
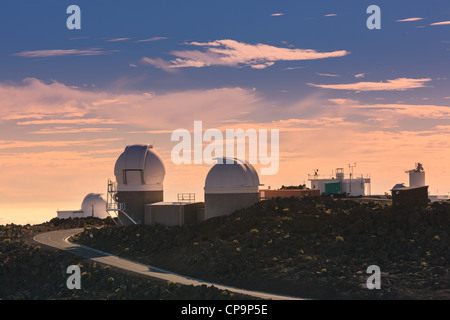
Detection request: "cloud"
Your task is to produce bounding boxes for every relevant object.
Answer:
[135,37,169,43]
[31,127,115,134]
[328,98,359,105]
[17,118,122,126]
[396,17,423,22]
[316,73,339,77]
[354,73,366,78]
[328,98,450,120]
[324,14,337,17]
[308,78,432,91]
[0,138,121,150]
[271,13,284,17]
[13,48,115,58]
[141,57,177,72]
[0,78,97,120]
[352,103,450,119]
[274,117,347,128]
[142,39,350,70]
[0,78,268,137]
[430,21,450,26]
[106,38,131,42]
[282,67,304,71]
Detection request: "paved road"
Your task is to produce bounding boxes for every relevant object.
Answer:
[34,228,303,300]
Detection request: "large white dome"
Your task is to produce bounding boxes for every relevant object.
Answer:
[81,193,109,219]
[114,144,166,192]
[204,158,261,194]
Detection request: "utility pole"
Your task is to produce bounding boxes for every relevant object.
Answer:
[348,163,356,195]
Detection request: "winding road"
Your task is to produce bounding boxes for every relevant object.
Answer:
[33,228,303,300]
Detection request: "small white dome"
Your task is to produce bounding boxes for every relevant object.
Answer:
[204,158,261,194]
[114,144,166,192]
[81,193,109,219]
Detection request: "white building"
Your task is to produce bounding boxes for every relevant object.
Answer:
[405,162,449,202]
[204,157,262,219]
[57,193,109,219]
[406,162,425,187]
[308,167,371,197]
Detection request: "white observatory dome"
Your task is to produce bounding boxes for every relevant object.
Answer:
[114,144,166,192]
[204,158,261,194]
[81,193,109,219]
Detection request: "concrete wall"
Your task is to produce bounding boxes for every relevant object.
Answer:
[57,210,83,219]
[117,190,163,225]
[205,193,258,220]
[145,202,205,226]
[392,186,429,208]
[259,189,320,199]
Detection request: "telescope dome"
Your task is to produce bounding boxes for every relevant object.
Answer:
[204,158,260,194]
[114,144,166,192]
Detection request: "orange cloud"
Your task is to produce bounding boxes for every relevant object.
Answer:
[0,138,122,150]
[348,102,450,119]
[308,78,432,91]
[396,17,423,22]
[17,118,122,126]
[430,21,450,26]
[142,39,350,70]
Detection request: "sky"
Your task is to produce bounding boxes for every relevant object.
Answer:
[0,0,450,224]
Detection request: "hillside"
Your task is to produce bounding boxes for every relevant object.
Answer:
[72,197,450,299]
[0,218,254,300]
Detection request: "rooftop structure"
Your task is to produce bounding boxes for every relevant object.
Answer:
[308,164,371,197]
[405,162,425,187]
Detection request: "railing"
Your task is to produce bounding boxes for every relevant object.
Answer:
[177,193,196,203]
[308,173,371,180]
[105,178,138,225]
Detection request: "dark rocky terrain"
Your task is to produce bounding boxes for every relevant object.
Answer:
[72,197,450,300]
[0,217,253,300]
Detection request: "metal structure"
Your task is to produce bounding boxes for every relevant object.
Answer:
[177,193,196,203]
[106,178,138,226]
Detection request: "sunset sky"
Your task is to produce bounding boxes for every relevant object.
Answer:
[1,0,450,224]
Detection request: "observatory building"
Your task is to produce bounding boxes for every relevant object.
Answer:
[393,162,449,203]
[391,162,429,208]
[57,193,109,219]
[406,162,426,187]
[204,158,262,219]
[308,166,371,197]
[112,144,165,225]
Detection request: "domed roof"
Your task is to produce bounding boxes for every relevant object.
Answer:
[81,193,109,219]
[114,144,166,192]
[204,158,261,194]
